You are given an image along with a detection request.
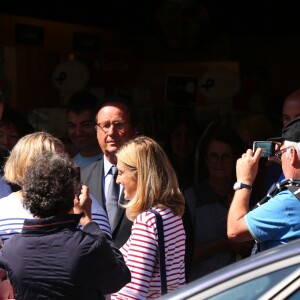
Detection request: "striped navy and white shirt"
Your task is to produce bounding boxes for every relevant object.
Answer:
[112,207,186,299]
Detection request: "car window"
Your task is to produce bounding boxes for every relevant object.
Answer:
[285,276,300,300]
[288,290,300,300]
[205,264,299,300]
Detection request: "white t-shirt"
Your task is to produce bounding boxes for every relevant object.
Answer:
[0,192,111,243]
[0,192,32,243]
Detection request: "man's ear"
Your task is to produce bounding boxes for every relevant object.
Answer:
[290,147,299,167]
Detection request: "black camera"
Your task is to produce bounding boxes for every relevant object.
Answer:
[253,141,276,157]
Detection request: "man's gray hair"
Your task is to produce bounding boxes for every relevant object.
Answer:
[284,140,300,158]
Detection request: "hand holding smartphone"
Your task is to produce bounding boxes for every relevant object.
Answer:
[74,166,81,197]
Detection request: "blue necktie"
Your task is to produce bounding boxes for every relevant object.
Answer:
[106,165,119,228]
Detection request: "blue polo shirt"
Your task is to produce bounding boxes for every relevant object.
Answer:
[245,189,300,251]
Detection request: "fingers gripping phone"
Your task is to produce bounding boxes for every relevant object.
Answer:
[253,141,276,157]
[74,166,81,196]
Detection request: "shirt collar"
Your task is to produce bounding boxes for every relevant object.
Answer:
[22,214,81,234]
[103,155,115,177]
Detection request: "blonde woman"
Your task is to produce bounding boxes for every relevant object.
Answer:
[0,131,111,243]
[111,136,186,299]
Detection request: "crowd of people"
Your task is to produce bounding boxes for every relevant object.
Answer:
[1,87,300,298]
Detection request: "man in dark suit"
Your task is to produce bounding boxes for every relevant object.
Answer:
[81,98,137,248]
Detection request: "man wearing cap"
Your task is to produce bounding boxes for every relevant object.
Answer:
[227,117,300,252]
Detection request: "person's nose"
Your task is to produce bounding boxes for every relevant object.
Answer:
[215,156,226,164]
[73,126,83,136]
[106,124,116,135]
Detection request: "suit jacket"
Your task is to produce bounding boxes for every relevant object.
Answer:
[81,158,132,248]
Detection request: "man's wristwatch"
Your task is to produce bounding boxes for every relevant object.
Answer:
[233,181,252,191]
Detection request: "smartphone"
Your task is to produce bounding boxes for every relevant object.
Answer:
[74,166,81,196]
[253,141,276,157]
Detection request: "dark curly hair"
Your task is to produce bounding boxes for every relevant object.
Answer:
[22,152,77,218]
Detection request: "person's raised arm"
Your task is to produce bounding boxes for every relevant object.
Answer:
[227,148,261,241]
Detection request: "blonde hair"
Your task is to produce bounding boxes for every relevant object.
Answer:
[4,131,64,186]
[116,136,185,221]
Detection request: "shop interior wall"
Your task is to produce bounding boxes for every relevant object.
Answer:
[1,13,299,141]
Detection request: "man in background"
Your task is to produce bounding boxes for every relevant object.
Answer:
[264,88,300,191]
[81,97,138,248]
[282,88,300,126]
[66,89,103,169]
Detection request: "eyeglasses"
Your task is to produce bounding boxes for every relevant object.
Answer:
[206,153,233,163]
[274,146,292,159]
[95,121,129,134]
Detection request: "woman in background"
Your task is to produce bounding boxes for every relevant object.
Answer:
[164,113,200,191]
[184,125,253,281]
[111,136,186,299]
[0,106,35,152]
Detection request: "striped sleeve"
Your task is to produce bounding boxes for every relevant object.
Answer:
[0,218,25,243]
[77,193,112,238]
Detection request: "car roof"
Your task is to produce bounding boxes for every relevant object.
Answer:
[159,238,300,299]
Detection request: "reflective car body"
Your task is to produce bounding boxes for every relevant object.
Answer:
[160,238,300,300]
